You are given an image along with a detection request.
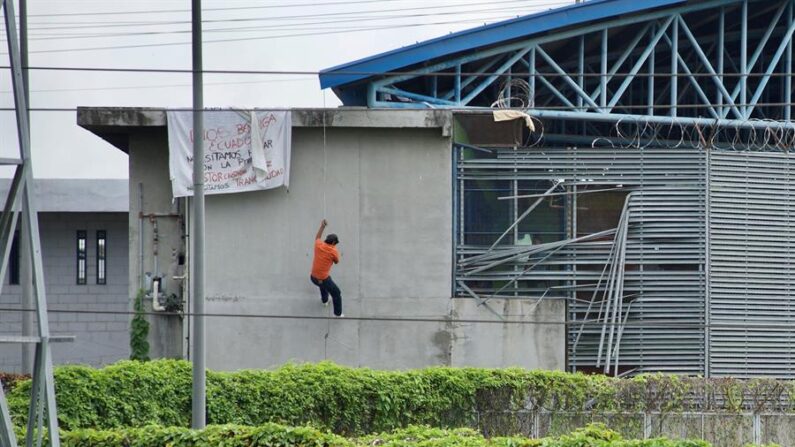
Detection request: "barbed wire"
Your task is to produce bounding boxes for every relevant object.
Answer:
[29,102,795,112]
[580,118,795,151]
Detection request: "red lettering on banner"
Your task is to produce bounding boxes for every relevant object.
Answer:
[234,175,257,187]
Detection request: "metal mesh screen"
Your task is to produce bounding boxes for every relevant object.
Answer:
[455,143,795,376]
[455,144,707,375]
[709,151,795,378]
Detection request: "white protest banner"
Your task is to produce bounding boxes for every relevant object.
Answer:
[166,110,291,197]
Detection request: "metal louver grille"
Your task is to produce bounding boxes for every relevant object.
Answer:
[570,186,706,375]
[456,144,795,377]
[709,151,795,378]
[455,146,707,375]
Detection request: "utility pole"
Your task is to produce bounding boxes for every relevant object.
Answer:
[20,0,34,376]
[191,0,206,430]
[0,1,66,445]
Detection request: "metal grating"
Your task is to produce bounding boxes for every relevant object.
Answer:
[456,143,795,377]
[709,151,795,378]
[455,145,707,375]
[570,186,706,375]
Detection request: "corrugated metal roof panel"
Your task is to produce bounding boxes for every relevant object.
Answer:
[319,0,690,90]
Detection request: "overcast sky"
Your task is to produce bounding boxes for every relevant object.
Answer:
[0,0,570,178]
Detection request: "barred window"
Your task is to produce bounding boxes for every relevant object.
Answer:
[76,230,87,285]
[96,230,106,285]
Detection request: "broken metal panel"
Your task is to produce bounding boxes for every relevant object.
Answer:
[456,143,706,374]
[570,185,706,375]
[456,134,795,378]
[455,142,708,375]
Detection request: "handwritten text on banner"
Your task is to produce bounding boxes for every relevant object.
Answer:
[166,110,292,197]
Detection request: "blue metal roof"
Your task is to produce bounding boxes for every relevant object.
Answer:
[319,0,688,90]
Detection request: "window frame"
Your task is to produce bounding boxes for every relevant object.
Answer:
[76,230,87,285]
[9,231,19,285]
[96,230,106,285]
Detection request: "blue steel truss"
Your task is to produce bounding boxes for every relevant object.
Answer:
[323,0,795,129]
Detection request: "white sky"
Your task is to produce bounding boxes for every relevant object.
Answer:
[0,0,569,178]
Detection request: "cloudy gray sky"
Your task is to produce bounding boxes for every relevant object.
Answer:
[0,0,570,178]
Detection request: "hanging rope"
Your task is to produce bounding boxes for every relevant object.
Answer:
[321,90,332,359]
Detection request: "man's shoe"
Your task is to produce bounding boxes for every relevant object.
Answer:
[335,313,344,318]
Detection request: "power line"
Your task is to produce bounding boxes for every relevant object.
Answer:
[0,1,572,53]
[0,306,791,329]
[0,78,316,95]
[3,64,795,79]
[18,0,561,31]
[21,0,439,18]
[20,0,571,22]
[15,6,541,42]
[0,14,525,54]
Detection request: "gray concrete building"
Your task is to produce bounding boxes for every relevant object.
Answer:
[77,108,565,371]
[0,179,129,371]
[74,0,795,380]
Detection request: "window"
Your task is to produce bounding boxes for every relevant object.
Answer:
[9,232,18,285]
[76,230,86,285]
[96,231,106,285]
[455,146,565,298]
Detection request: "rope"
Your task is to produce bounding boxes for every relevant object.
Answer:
[322,90,331,359]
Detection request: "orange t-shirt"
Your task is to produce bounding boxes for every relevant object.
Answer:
[311,239,339,280]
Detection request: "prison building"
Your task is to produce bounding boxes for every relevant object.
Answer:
[319,0,795,377]
[81,0,795,377]
[0,179,129,371]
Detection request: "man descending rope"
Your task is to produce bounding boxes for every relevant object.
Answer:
[310,219,343,317]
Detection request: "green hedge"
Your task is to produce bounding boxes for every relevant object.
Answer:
[8,360,564,433]
[60,423,348,447]
[8,360,795,435]
[57,423,711,447]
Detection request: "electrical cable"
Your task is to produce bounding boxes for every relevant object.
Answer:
[14,6,544,41]
[0,306,790,330]
[19,0,573,18]
[0,77,316,95]
[1,64,794,78]
[20,20,528,43]
[0,15,525,54]
[321,90,331,357]
[18,0,554,31]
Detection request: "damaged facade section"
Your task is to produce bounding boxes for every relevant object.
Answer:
[453,115,795,378]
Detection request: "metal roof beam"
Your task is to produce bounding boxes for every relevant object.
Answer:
[607,16,674,111]
[744,11,795,118]
[368,0,731,103]
[366,0,795,126]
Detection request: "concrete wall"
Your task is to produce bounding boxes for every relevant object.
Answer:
[450,299,565,369]
[0,212,129,371]
[128,128,184,360]
[201,126,454,370]
[114,109,565,371]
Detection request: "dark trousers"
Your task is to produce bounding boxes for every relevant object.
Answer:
[310,275,342,316]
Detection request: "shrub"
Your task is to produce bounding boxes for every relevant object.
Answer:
[58,423,708,447]
[10,361,535,433]
[8,360,795,436]
[129,289,150,362]
[61,423,350,447]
